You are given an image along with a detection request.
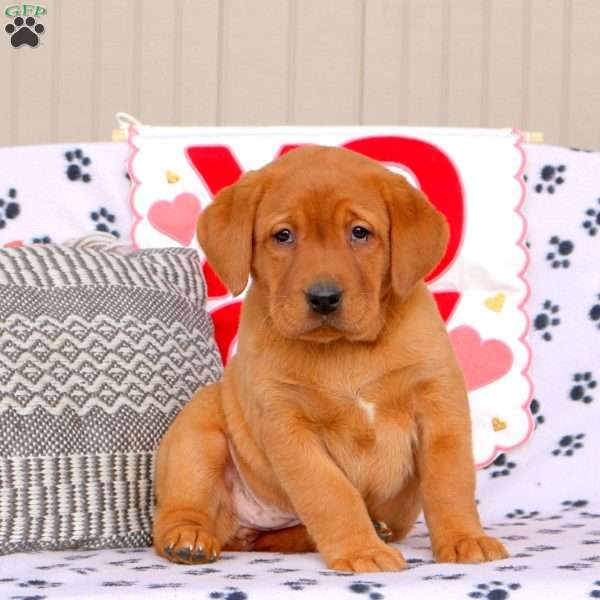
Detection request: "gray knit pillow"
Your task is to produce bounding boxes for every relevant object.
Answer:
[0,235,223,555]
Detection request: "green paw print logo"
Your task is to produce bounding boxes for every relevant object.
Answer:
[4,4,46,48]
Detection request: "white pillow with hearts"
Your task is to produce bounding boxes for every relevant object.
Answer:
[128,125,532,468]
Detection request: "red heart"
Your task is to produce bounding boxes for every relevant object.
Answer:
[210,302,243,365]
[449,325,513,391]
[148,193,201,246]
[203,261,229,298]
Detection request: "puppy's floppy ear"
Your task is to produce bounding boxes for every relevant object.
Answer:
[197,171,263,296]
[383,173,449,300]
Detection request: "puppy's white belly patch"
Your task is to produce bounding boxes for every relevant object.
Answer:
[225,441,300,532]
[357,396,376,422]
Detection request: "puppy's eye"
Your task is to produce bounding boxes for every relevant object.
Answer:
[273,228,295,245]
[351,226,370,242]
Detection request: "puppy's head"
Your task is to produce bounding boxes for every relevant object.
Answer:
[197,146,448,343]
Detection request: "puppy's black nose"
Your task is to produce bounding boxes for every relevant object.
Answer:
[306,282,342,315]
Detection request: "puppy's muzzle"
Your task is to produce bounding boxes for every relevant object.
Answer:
[306,281,343,315]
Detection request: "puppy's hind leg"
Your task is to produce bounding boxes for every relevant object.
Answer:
[370,474,422,543]
[255,480,420,554]
[254,524,317,553]
[153,383,235,564]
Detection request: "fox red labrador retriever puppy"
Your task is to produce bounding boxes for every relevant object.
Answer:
[153,145,508,572]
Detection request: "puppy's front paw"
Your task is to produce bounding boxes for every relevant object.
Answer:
[156,525,221,564]
[434,535,508,563]
[329,544,407,573]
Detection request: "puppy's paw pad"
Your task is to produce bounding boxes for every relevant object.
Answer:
[158,526,220,564]
[330,545,406,573]
[435,535,508,564]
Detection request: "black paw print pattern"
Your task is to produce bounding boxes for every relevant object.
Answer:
[349,581,385,599]
[468,580,521,599]
[530,398,545,426]
[31,235,51,244]
[590,295,600,330]
[534,164,566,194]
[209,587,247,600]
[422,573,466,581]
[91,207,119,238]
[552,433,585,457]
[590,580,600,598]
[570,372,596,404]
[282,578,318,591]
[546,236,574,269]
[506,509,539,520]
[561,499,588,511]
[0,187,20,229]
[533,300,560,341]
[583,198,600,236]
[4,16,44,48]
[17,578,62,589]
[101,580,135,587]
[488,453,517,478]
[65,149,92,183]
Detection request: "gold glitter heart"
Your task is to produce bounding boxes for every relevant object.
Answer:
[485,292,506,313]
[492,417,507,432]
[166,170,180,184]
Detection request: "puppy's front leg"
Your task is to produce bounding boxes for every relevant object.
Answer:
[261,409,406,573]
[417,375,509,563]
[153,384,232,564]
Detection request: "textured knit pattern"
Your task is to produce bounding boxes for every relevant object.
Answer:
[0,237,223,555]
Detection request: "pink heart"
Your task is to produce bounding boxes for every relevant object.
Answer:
[148,193,202,246]
[449,325,513,391]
